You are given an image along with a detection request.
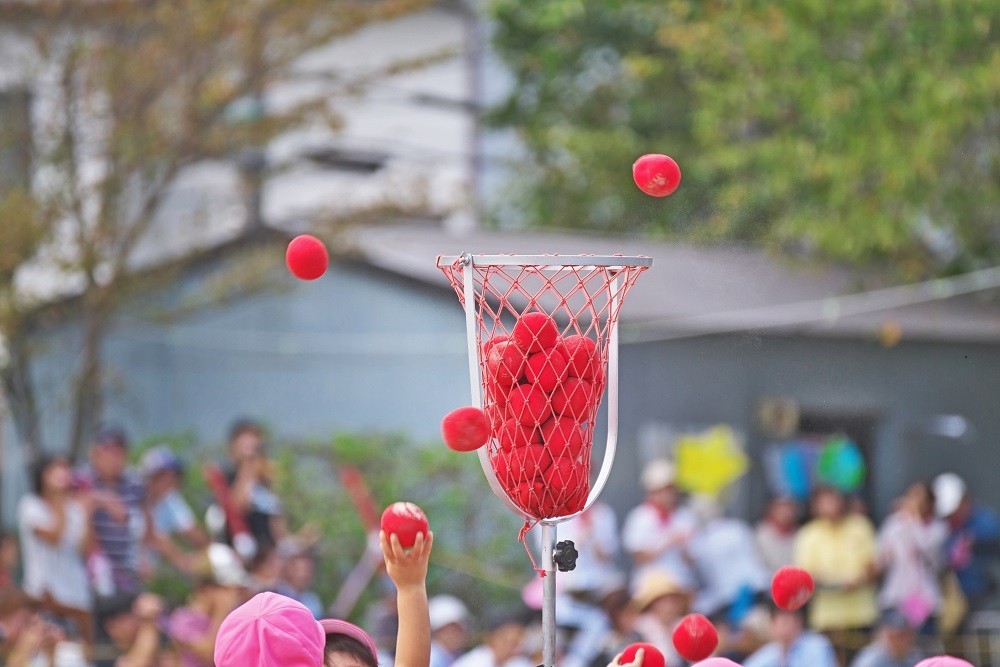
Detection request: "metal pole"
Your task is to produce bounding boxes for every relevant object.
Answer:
[541,522,557,667]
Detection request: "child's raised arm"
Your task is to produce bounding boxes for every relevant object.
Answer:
[380,530,433,667]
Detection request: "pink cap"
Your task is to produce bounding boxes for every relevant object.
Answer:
[214,592,324,667]
[320,618,379,662]
[915,658,975,667]
[692,659,743,667]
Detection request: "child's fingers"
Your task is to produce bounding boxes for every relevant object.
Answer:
[379,530,392,559]
[389,532,405,558]
[422,530,434,558]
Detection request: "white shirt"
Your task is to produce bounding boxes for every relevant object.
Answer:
[17,495,92,611]
[452,646,532,667]
[877,512,948,611]
[536,503,622,593]
[688,517,770,615]
[622,503,697,588]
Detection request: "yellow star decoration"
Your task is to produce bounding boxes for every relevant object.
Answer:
[675,425,749,496]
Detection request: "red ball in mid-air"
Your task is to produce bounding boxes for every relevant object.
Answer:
[285,234,329,280]
[620,643,665,667]
[771,566,815,611]
[380,502,429,549]
[632,154,682,198]
[672,614,718,662]
[441,406,491,452]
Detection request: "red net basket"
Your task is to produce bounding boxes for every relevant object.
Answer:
[438,253,650,522]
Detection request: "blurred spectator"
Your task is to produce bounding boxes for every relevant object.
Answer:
[933,472,1000,610]
[622,460,697,590]
[794,486,879,654]
[429,595,471,667]
[222,419,288,553]
[876,482,947,632]
[452,609,532,667]
[557,501,622,594]
[18,455,94,650]
[75,425,149,594]
[630,569,688,667]
[167,544,249,667]
[247,545,283,594]
[850,610,924,667]
[93,592,166,667]
[322,618,380,667]
[743,604,837,667]
[140,446,208,551]
[276,550,323,619]
[755,496,800,574]
[687,496,770,660]
[688,495,769,617]
[587,587,641,667]
[0,588,65,667]
[0,530,18,587]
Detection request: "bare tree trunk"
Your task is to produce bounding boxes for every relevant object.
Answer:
[67,296,108,463]
[0,335,43,469]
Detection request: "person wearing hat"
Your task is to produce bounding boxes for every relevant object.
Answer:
[630,569,689,667]
[849,610,924,667]
[75,424,150,595]
[933,472,1000,609]
[429,595,470,667]
[743,603,837,667]
[141,446,208,552]
[621,460,698,591]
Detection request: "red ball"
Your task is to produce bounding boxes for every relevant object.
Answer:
[511,480,545,514]
[550,377,596,421]
[507,385,552,426]
[512,312,559,353]
[525,349,569,392]
[672,614,718,662]
[285,234,329,280]
[632,154,682,198]
[441,407,491,452]
[541,417,585,459]
[486,341,527,389]
[620,643,665,667]
[771,566,815,611]
[495,418,541,450]
[380,502,429,549]
[493,444,553,487]
[561,335,601,380]
[560,483,590,515]
[542,457,586,507]
[482,334,510,356]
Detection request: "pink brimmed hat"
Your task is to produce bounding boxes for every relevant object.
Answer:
[215,592,324,667]
[320,618,379,662]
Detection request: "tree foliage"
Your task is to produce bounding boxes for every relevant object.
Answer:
[0,0,429,464]
[489,0,1000,276]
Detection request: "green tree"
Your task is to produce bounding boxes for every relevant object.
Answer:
[0,0,432,471]
[489,0,1000,276]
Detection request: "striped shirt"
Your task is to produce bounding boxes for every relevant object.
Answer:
[76,467,147,594]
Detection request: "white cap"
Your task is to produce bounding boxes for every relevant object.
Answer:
[641,459,676,492]
[428,595,470,632]
[933,473,967,518]
[207,543,251,587]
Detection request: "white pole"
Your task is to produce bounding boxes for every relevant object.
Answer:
[541,522,557,667]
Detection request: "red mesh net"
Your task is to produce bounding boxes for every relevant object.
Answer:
[438,255,649,521]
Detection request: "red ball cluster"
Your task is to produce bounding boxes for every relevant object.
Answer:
[482,312,604,518]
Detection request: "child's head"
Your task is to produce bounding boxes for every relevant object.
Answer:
[215,592,325,666]
[320,619,379,667]
[284,553,316,591]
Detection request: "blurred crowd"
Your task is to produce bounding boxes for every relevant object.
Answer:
[1,425,998,667]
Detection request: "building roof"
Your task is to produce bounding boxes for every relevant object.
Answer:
[347,224,1000,344]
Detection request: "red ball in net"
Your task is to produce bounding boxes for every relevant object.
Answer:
[543,457,585,506]
[380,501,429,549]
[561,484,589,515]
[632,154,682,198]
[620,643,665,667]
[541,417,585,459]
[496,418,540,450]
[672,614,718,662]
[771,566,815,611]
[525,349,569,392]
[486,341,527,389]
[508,385,552,426]
[441,406,491,452]
[482,334,510,355]
[285,234,329,280]
[561,335,601,380]
[512,312,559,353]
[551,378,596,421]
